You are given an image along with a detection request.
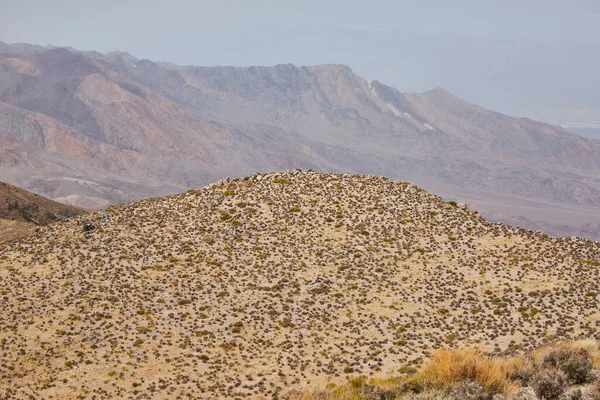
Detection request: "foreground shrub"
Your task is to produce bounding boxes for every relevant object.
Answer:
[542,348,593,384]
[447,380,491,400]
[530,368,568,400]
[359,383,400,399]
[510,357,536,386]
[404,390,448,400]
[563,388,583,400]
[492,387,538,400]
[583,380,600,400]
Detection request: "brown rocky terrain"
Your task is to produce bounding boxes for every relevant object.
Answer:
[1,42,600,239]
[0,171,599,399]
[0,180,85,241]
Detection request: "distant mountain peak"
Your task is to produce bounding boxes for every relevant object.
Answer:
[32,47,101,75]
[425,86,459,99]
[105,50,139,64]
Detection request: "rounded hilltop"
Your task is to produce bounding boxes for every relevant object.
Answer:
[0,170,599,399]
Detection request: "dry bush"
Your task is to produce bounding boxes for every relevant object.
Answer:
[529,368,568,400]
[534,341,600,370]
[584,380,600,400]
[542,347,593,384]
[447,380,491,400]
[510,357,537,386]
[566,340,600,369]
[403,390,448,400]
[289,377,403,400]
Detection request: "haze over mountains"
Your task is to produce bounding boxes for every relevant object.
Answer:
[1,41,600,239]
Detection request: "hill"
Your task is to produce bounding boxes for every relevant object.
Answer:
[0,180,85,241]
[1,43,600,240]
[0,171,599,399]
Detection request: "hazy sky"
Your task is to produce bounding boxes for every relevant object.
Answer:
[2,0,599,65]
[2,0,600,125]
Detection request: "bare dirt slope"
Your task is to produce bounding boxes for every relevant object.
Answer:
[0,218,36,242]
[1,171,598,399]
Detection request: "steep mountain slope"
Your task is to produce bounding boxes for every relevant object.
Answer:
[1,43,600,239]
[0,180,85,241]
[1,171,599,399]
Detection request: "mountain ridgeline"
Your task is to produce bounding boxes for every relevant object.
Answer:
[1,42,600,239]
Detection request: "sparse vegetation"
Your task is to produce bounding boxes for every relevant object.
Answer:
[1,170,599,399]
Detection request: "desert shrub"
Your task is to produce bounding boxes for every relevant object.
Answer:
[530,368,568,400]
[584,380,600,400]
[359,383,399,399]
[492,388,538,400]
[542,348,593,384]
[404,390,448,400]
[510,356,539,387]
[563,388,583,400]
[508,388,539,400]
[447,380,491,400]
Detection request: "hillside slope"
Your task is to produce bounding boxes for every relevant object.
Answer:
[1,171,598,399]
[1,43,600,240]
[0,180,85,241]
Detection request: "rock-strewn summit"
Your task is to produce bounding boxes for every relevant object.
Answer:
[1,171,598,399]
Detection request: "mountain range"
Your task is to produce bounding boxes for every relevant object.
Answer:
[1,41,600,239]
